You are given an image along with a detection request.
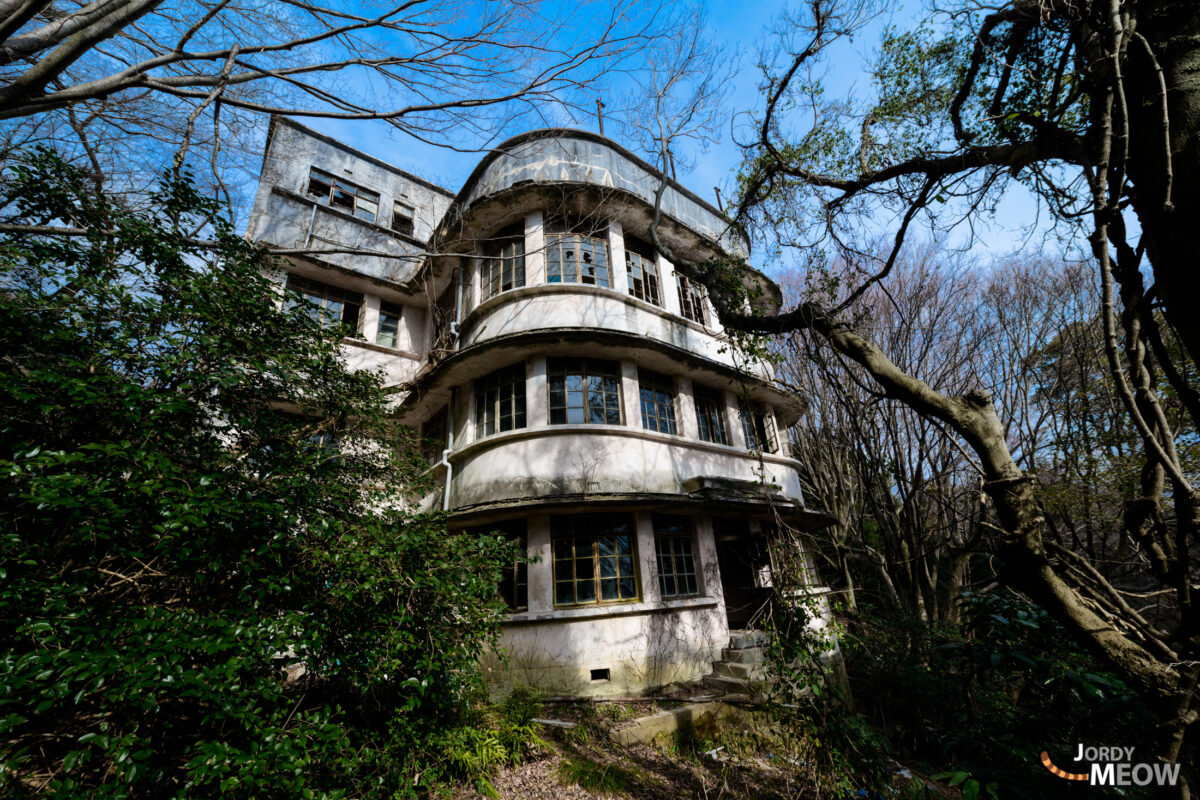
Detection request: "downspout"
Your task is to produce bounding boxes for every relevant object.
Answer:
[439,387,456,512]
[437,262,466,512]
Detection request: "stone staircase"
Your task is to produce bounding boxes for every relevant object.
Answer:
[701,629,768,695]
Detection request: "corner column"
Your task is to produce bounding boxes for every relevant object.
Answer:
[525,210,546,285]
[636,512,660,602]
[607,219,628,294]
[526,514,553,613]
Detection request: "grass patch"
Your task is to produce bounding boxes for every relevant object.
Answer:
[555,756,636,796]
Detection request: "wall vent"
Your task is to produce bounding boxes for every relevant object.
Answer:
[590,668,610,682]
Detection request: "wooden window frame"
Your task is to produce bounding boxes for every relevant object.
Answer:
[285,274,362,332]
[306,167,379,223]
[676,272,708,325]
[375,301,403,349]
[739,400,777,454]
[474,362,527,438]
[653,515,699,598]
[693,385,730,445]
[480,225,526,300]
[625,239,661,305]
[547,358,622,426]
[552,514,639,607]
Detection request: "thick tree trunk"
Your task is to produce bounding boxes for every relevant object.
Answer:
[1128,0,1200,370]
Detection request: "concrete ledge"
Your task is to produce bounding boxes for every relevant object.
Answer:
[609,702,753,747]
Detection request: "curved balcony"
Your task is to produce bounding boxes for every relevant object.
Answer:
[446,425,805,511]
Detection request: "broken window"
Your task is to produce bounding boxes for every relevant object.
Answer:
[480,224,526,300]
[285,274,362,332]
[638,368,677,435]
[474,362,527,438]
[625,237,660,305]
[676,272,707,325]
[693,385,730,445]
[552,514,638,606]
[654,515,698,598]
[305,167,379,223]
[391,200,415,236]
[548,358,621,425]
[739,400,776,454]
[375,301,403,349]
[545,219,610,287]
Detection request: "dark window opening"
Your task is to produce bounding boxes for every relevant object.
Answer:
[391,201,415,236]
[739,400,776,454]
[676,272,707,324]
[625,237,660,305]
[468,519,528,612]
[306,167,379,223]
[545,218,610,287]
[694,385,730,445]
[481,224,526,300]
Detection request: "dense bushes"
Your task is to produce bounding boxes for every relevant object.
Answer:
[0,151,514,797]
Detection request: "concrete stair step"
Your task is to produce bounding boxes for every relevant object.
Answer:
[712,660,762,680]
[721,647,764,664]
[728,630,768,650]
[701,674,751,693]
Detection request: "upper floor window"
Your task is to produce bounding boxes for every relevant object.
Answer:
[693,385,730,445]
[739,400,776,454]
[654,515,699,598]
[285,274,362,332]
[375,301,403,349]
[391,201,415,236]
[552,513,638,606]
[638,368,677,435]
[548,358,621,425]
[676,272,708,325]
[306,168,379,223]
[420,406,448,464]
[545,219,610,288]
[480,224,526,301]
[475,362,527,438]
[625,237,660,306]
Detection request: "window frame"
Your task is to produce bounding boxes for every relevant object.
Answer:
[375,301,403,349]
[545,219,611,287]
[552,514,639,607]
[638,368,678,435]
[474,361,527,438]
[467,519,528,612]
[391,200,415,236]
[306,167,379,223]
[547,357,622,426]
[676,272,708,325]
[480,224,526,301]
[284,274,363,333]
[653,515,700,599]
[693,385,730,445]
[625,238,661,305]
[739,400,777,454]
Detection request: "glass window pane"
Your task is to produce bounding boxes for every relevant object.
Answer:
[601,578,618,600]
[619,577,635,598]
[577,579,595,602]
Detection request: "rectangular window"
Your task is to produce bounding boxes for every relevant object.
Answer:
[375,301,403,349]
[693,385,730,445]
[552,514,638,606]
[468,519,528,612]
[654,515,698,598]
[480,224,526,300]
[676,272,707,324]
[548,358,622,425]
[545,220,610,287]
[625,238,660,305]
[285,274,362,332]
[391,201,415,236]
[475,362,527,438]
[306,167,379,223]
[638,368,677,435]
[739,400,776,453]
[420,406,447,464]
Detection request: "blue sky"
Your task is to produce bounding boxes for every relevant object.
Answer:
[298,0,1048,268]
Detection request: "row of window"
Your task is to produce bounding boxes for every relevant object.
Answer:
[470,359,777,453]
[306,167,416,236]
[284,274,407,350]
[475,220,710,325]
[470,513,700,611]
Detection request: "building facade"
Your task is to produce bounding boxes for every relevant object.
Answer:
[247,117,831,697]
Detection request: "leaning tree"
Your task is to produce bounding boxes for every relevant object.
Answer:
[646,0,1200,786]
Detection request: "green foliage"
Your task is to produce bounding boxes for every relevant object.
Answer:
[0,149,515,797]
[840,593,1156,799]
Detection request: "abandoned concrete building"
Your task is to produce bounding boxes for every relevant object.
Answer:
[247,117,832,697]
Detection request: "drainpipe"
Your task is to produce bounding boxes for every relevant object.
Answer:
[304,202,318,248]
[439,387,457,512]
[448,263,465,345]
